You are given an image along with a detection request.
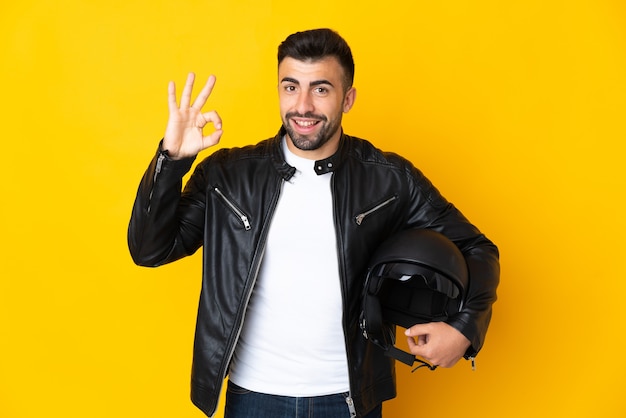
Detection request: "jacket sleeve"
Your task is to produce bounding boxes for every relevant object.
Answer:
[127,143,205,267]
[404,163,500,358]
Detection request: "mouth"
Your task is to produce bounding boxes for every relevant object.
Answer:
[288,114,325,134]
[292,119,321,132]
[293,119,319,127]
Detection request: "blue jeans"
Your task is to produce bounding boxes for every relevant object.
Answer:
[224,381,383,418]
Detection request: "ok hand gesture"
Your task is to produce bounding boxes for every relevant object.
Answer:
[163,73,223,159]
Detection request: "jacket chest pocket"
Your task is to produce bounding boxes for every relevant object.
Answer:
[354,195,398,226]
[212,186,252,231]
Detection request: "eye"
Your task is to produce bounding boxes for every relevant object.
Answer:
[283,85,297,93]
[313,86,329,95]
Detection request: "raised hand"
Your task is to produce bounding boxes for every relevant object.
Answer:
[163,73,223,159]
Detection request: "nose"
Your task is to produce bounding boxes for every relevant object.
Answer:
[295,91,314,115]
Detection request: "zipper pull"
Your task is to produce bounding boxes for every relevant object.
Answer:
[469,356,476,371]
[156,152,166,173]
[241,215,251,230]
[148,152,168,214]
[153,152,167,185]
[345,396,357,417]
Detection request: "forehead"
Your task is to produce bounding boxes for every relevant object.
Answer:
[278,56,345,84]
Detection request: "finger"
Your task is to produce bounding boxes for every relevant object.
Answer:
[202,129,224,149]
[406,336,433,362]
[180,72,196,109]
[200,110,222,130]
[407,336,418,350]
[167,81,178,113]
[192,75,217,111]
[405,333,428,350]
[405,323,429,337]
[406,336,426,356]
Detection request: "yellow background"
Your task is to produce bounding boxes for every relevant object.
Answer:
[1,0,625,417]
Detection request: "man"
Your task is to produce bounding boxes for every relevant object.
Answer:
[128,28,499,418]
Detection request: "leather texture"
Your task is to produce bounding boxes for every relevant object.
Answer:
[128,127,500,417]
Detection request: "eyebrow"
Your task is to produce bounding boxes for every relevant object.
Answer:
[281,77,335,88]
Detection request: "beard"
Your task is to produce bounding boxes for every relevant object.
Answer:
[282,111,342,152]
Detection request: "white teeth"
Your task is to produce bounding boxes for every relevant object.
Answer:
[295,120,317,127]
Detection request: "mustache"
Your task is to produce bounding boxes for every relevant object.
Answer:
[285,112,327,122]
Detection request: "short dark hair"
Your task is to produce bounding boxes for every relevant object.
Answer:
[277,28,355,90]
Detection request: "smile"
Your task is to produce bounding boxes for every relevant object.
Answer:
[294,120,319,127]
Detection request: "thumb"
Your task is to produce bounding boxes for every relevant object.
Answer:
[404,323,430,337]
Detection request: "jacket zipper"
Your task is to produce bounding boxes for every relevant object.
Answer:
[331,174,359,417]
[211,178,284,415]
[147,152,167,214]
[210,245,266,416]
[213,187,252,230]
[354,195,398,225]
[345,395,357,417]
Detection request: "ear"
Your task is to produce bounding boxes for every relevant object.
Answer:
[343,87,357,113]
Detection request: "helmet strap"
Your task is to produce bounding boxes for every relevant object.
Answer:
[383,345,438,371]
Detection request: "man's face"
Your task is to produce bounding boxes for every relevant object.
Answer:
[278,56,356,160]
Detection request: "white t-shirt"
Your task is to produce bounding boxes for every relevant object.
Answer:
[228,138,349,396]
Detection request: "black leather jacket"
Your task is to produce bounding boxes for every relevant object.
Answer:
[128,128,499,417]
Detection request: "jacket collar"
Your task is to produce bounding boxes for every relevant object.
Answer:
[270,127,347,179]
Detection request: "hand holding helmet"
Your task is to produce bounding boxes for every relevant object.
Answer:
[404,321,470,368]
[360,228,470,370]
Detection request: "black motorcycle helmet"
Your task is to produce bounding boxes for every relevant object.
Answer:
[360,229,469,367]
